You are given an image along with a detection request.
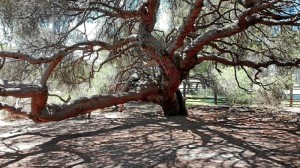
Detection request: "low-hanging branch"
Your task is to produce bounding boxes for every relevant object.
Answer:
[0,0,300,121]
[0,80,45,98]
[35,85,160,122]
[0,102,29,118]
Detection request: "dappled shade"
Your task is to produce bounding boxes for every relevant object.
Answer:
[0,0,300,121]
[0,106,299,167]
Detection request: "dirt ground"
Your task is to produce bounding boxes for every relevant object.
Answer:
[0,104,299,168]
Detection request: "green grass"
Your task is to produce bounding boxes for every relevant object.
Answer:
[185,95,300,107]
[185,95,227,107]
[186,101,216,107]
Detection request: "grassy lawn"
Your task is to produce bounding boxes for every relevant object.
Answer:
[185,95,227,107]
[186,95,300,107]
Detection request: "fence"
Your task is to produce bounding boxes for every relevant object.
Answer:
[179,78,300,106]
[185,96,227,105]
[179,79,227,105]
[179,79,202,97]
[287,85,300,107]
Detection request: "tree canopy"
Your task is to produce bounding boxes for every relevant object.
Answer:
[0,0,300,122]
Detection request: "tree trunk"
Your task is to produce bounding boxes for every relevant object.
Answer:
[161,89,188,116]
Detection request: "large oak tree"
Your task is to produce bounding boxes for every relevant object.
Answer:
[0,0,300,122]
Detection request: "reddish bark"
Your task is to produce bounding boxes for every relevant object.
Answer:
[33,86,160,122]
[0,0,300,122]
[29,91,48,122]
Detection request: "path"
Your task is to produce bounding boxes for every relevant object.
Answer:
[0,105,299,167]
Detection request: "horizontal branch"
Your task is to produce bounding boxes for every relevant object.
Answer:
[0,51,65,64]
[260,20,300,26]
[181,1,278,71]
[0,35,137,71]
[65,35,137,51]
[0,80,45,98]
[36,85,160,122]
[67,5,140,19]
[198,55,300,69]
[0,102,29,118]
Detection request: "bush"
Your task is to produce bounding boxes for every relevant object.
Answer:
[213,67,291,106]
[253,76,289,106]
[213,67,253,105]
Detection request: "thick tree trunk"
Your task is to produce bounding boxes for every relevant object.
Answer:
[161,89,188,116]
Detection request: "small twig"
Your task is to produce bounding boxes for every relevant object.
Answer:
[49,94,71,103]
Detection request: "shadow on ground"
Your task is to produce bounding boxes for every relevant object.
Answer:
[0,105,299,168]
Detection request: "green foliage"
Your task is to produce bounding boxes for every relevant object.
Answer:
[253,74,291,106]
[0,0,299,114]
[190,62,212,76]
[213,66,292,106]
[195,88,214,98]
[88,63,116,95]
[47,62,116,104]
[214,67,253,105]
[54,59,90,86]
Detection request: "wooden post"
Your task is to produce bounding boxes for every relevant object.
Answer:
[290,86,293,107]
[183,82,186,98]
[214,86,218,105]
[195,83,199,91]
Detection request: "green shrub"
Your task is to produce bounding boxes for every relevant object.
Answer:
[253,76,289,106]
[214,67,253,105]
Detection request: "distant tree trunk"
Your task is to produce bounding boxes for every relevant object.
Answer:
[214,91,218,105]
[195,83,199,91]
[161,89,188,116]
[213,85,218,105]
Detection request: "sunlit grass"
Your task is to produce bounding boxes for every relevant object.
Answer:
[185,94,227,107]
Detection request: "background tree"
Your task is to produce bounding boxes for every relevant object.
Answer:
[0,0,300,122]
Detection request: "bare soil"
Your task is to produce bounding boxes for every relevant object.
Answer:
[0,104,299,168]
